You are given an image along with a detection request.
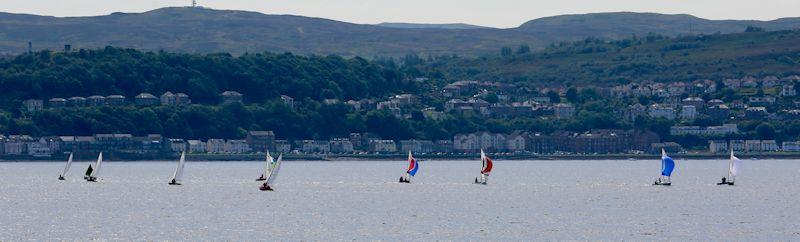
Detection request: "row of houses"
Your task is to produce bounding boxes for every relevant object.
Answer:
[707,140,800,153]
[22,91,246,113]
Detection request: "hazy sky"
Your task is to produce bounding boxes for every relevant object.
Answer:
[2,0,799,28]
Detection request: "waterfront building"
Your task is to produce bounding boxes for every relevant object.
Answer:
[368,140,397,153]
[246,130,275,153]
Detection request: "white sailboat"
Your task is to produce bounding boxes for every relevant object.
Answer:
[58,152,73,180]
[474,150,493,185]
[260,153,283,191]
[85,152,103,182]
[256,151,274,181]
[718,150,741,186]
[169,152,187,185]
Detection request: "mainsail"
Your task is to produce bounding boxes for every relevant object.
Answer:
[171,152,187,183]
[729,150,742,182]
[263,151,274,179]
[91,152,103,178]
[266,154,283,185]
[59,153,73,179]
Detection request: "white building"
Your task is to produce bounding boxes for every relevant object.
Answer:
[329,138,354,153]
[506,133,527,152]
[730,140,745,152]
[206,139,225,153]
[670,124,738,136]
[782,141,800,152]
[187,140,206,153]
[680,105,698,120]
[553,103,575,119]
[225,140,251,153]
[761,140,779,152]
[708,140,728,153]
[745,140,762,152]
[649,105,676,120]
[169,139,186,152]
[302,140,330,154]
[369,140,397,153]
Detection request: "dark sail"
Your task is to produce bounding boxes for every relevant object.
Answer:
[85,164,93,177]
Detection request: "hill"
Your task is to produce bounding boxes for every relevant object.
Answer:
[1,8,800,57]
[519,12,800,41]
[376,22,490,29]
[419,30,800,85]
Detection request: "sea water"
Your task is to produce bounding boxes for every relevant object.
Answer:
[1,159,799,240]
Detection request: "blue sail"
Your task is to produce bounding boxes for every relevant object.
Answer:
[408,159,419,177]
[661,156,675,177]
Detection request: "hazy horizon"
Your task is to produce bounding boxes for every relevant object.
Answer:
[1,0,799,28]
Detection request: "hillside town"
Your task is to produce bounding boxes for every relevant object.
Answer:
[8,74,800,158]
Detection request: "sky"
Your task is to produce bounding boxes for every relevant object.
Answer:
[2,0,800,28]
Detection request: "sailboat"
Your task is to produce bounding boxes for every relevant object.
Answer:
[474,149,493,185]
[399,151,419,183]
[58,152,73,180]
[85,152,103,182]
[717,150,741,186]
[256,151,274,181]
[259,153,283,191]
[653,149,675,186]
[169,152,187,185]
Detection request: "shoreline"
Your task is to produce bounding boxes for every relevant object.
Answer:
[2,152,800,161]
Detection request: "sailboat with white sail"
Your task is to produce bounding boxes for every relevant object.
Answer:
[169,152,187,185]
[256,151,274,181]
[717,150,741,186]
[653,149,675,186]
[259,153,283,191]
[474,149,493,185]
[399,151,419,183]
[85,152,103,182]
[58,152,73,180]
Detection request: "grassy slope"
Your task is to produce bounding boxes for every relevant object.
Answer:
[429,30,800,85]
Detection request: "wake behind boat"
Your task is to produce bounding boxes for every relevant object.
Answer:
[399,151,419,183]
[85,152,103,182]
[474,149,493,185]
[259,153,283,191]
[653,149,674,186]
[717,150,741,186]
[58,152,73,180]
[256,151,274,181]
[169,152,187,185]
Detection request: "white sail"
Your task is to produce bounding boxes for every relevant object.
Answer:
[263,151,274,178]
[729,150,742,181]
[171,152,187,182]
[91,152,103,177]
[60,153,73,178]
[266,154,283,185]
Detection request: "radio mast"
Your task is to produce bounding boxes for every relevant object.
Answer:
[192,0,197,8]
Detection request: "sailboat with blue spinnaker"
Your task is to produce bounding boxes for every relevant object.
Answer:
[653,149,674,186]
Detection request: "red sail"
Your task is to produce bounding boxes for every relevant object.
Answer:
[481,157,493,174]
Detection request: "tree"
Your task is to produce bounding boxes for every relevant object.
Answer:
[547,91,561,104]
[484,93,499,103]
[756,123,776,139]
[500,47,512,57]
[516,44,531,55]
[566,87,579,103]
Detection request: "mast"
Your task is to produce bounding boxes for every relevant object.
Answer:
[60,152,73,178]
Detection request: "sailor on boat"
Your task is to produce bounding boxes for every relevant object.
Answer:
[653,149,674,186]
[399,152,418,183]
[259,153,283,191]
[257,151,274,181]
[717,150,740,186]
[474,149,493,185]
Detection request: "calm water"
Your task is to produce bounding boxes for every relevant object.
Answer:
[1,159,800,240]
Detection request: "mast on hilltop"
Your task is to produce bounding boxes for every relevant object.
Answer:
[192,0,197,8]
